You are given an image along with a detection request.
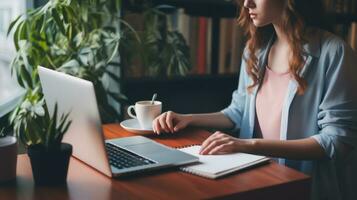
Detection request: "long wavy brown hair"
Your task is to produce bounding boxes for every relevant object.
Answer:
[236,0,325,94]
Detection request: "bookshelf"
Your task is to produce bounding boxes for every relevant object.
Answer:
[121,0,242,113]
[123,0,241,77]
[121,0,357,113]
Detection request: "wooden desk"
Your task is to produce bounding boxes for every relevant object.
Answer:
[0,124,310,200]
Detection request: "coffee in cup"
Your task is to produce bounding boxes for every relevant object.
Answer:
[127,101,162,129]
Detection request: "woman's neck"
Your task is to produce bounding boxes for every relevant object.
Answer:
[273,23,289,46]
[268,23,292,74]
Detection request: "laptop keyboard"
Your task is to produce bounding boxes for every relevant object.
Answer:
[106,143,156,170]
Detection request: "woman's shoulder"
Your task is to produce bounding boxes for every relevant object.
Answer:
[306,27,357,72]
[306,28,349,54]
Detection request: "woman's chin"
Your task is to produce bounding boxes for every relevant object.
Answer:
[252,21,271,28]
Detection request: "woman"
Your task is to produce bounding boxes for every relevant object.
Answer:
[153,0,357,199]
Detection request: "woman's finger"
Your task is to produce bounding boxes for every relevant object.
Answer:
[159,113,170,133]
[200,132,225,153]
[201,131,221,147]
[208,143,232,155]
[152,118,158,134]
[154,117,163,134]
[166,111,175,133]
[200,137,230,155]
[174,121,186,132]
[200,134,217,152]
[200,140,219,155]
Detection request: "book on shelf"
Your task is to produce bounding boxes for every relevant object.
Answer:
[188,16,199,74]
[178,145,270,179]
[218,18,232,74]
[177,8,190,43]
[206,18,213,74]
[347,22,357,50]
[197,17,208,74]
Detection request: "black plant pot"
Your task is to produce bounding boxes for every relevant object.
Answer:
[27,143,72,186]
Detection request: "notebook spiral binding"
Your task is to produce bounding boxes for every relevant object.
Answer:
[174,144,200,149]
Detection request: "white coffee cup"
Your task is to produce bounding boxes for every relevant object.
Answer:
[127,101,162,129]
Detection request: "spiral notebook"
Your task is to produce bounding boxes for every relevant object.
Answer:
[178,145,270,179]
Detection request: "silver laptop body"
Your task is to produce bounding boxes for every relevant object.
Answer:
[38,66,198,177]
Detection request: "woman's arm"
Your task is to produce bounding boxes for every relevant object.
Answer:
[199,131,327,160]
[189,112,235,130]
[247,137,327,160]
[153,111,234,134]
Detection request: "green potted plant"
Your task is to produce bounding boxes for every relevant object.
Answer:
[10,87,72,185]
[0,128,17,183]
[8,0,128,124]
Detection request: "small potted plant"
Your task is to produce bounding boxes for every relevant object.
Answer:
[0,128,17,183]
[10,88,72,186]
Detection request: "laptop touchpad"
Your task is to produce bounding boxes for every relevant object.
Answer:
[125,142,167,155]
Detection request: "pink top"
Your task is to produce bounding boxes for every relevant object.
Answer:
[255,66,291,140]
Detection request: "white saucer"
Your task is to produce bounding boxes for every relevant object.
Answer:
[120,119,154,135]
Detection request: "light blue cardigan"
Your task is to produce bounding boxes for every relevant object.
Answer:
[222,28,357,200]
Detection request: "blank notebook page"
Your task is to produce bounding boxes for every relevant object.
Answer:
[179,145,269,176]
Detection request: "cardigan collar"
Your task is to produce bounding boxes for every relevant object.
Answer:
[256,27,322,80]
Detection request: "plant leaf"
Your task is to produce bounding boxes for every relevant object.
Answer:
[52,8,66,34]
[20,67,33,89]
[7,14,22,36]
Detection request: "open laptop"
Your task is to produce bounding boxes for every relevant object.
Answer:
[38,66,198,177]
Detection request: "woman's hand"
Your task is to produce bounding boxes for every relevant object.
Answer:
[152,111,192,134]
[199,131,247,155]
